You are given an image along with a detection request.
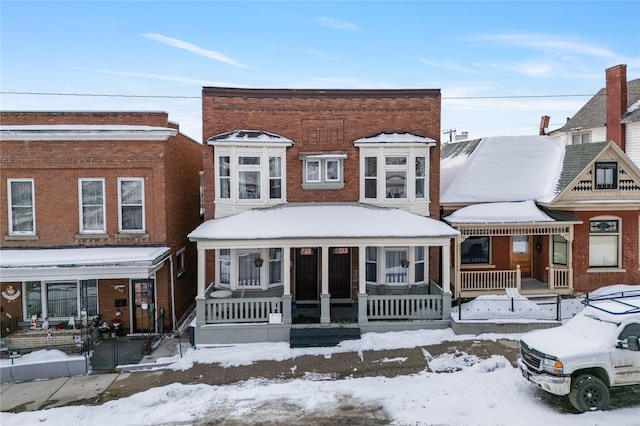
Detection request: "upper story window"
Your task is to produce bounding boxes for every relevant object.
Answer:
[118,178,145,232]
[208,130,293,213]
[7,179,35,234]
[355,132,435,207]
[594,162,617,190]
[571,132,590,144]
[301,153,346,190]
[78,179,105,233]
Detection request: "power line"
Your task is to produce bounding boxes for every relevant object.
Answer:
[3,90,637,100]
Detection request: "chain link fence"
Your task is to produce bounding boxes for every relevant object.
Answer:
[454,294,586,321]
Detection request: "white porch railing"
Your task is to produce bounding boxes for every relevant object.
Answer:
[205,297,282,323]
[548,266,571,289]
[367,294,443,320]
[459,266,521,292]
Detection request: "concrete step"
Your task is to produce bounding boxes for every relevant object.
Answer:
[289,327,361,348]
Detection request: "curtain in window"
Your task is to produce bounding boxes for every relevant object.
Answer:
[239,171,260,199]
[326,160,339,181]
[385,250,408,283]
[47,282,78,318]
[415,157,426,199]
[121,180,143,230]
[81,279,98,317]
[10,181,34,232]
[238,251,261,286]
[81,181,104,231]
[269,157,282,199]
[589,235,618,267]
[385,171,407,198]
[219,156,231,198]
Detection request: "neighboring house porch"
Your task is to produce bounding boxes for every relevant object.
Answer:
[188,203,459,345]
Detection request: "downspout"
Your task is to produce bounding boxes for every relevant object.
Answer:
[169,255,177,332]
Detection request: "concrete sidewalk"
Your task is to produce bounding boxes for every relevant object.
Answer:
[1,337,520,413]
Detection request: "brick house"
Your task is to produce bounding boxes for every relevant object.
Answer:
[189,88,459,345]
[0,112,202,344]
[441,135,640,299]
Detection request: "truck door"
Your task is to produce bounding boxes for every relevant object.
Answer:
[611,322,640,385]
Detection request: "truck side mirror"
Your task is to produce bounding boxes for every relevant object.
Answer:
[628,336,640,352]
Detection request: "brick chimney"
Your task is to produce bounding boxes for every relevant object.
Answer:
[605,64,627,151]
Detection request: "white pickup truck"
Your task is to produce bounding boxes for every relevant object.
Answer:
[517,287,640,412]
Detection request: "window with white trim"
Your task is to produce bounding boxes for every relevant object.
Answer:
[414,246,425,283]
[118,178,144,232]
[216,248,284,289]
[359,151,430,204]
[571,132,590,144]
[301,154,345,189]
[552,235,567,265]
[385,248,409,283]
[25,279,98,319]
[461,236,490,264]
[8,179,35,234]
[215,152,285,204]
[365,247,377,282]
[79,179,105,233]
[589,218,620,268]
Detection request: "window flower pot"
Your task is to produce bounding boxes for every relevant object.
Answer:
[400,259,410,268]
[254,257,264,267]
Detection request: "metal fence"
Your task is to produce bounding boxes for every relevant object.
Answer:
[455,294,585,321]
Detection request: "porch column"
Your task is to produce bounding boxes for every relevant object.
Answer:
[358,245,366,294]
[441,242,451,294]
[196,246,206,327]
[283,246,291,296]
[320,245,330,324]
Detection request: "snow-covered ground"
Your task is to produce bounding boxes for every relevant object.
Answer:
[2,327,639,426]
[2,287,638,425]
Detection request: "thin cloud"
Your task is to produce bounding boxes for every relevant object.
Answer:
[314,17,358,31]
[142,33,253,69]
[69,66,238,87]
[468,33,621,60]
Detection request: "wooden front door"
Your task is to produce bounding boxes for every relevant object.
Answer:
[329,247,351,299]
[132,279,155,333]
[510,235,532,277]
[295,248,318,301]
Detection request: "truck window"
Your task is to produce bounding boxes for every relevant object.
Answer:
[618,323,640,340]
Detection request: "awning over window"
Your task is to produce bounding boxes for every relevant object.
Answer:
[0,246,171,281]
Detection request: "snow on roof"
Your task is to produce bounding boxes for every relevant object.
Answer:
[440,136,564,204]
[0,246,170,268]
[188,203,459,241]
[0,125,177,141]
[442,200,554,224]
[207,130,293,145]
[354,132,436,144]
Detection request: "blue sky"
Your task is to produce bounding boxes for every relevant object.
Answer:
[2,1,639,143]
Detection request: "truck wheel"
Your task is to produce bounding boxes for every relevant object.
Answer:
[568,375,610,412]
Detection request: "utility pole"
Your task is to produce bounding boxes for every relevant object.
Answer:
[443,129,456,143]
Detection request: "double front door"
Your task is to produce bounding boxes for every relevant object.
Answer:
[294,247,351,301]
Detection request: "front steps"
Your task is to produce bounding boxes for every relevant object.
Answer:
[289,327,361,348]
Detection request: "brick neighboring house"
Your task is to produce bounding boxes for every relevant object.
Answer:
[441,135,640,299]
[549,64,640,166]
[0,112,202,344]
[189,87,459,345]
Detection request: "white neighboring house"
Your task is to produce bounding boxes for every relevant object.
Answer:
[549,64,640,166]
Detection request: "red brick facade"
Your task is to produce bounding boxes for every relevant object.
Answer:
[0,112,202,336]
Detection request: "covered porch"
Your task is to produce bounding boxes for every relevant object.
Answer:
[443,202,580,299]
[188,203,459,345]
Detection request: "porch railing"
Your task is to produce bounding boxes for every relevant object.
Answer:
[548,266,571,289]
[204,297,282,324]
[459,266,521,292]
[367,294,443,320]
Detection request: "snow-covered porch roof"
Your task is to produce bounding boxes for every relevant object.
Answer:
[189,203,459,248]
[442,201,581,236]
[0,246,171,281]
